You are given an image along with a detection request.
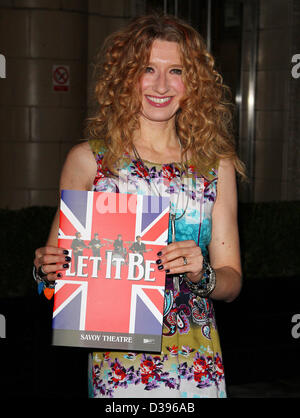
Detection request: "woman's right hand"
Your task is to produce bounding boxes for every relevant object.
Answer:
[34,246,71,282]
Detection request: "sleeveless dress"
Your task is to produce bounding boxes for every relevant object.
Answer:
[87,139,226,398]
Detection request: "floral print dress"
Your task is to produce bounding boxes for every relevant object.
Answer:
[87,139,226,398]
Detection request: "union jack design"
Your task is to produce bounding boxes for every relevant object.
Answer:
[52,190,170,351]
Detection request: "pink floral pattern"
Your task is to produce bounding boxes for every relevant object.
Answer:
[88,139,226,398]
[92,351,225,397]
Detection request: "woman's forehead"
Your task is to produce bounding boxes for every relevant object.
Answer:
[148,39,182,64]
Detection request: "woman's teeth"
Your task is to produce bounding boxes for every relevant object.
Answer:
[146,96,171,104]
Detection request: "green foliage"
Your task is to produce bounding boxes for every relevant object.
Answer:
[0,202,299,297]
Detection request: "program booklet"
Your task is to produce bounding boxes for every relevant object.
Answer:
[52,190,170,352]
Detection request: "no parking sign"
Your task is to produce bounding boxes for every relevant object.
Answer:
[52,65,70,92]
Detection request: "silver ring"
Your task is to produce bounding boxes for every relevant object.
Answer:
[38,265,47,278]
[183,256,188,266]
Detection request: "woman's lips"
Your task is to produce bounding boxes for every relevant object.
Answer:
[145,95,173,107]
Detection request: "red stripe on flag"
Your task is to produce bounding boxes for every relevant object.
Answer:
[59,211,77,236]
[53,283,81,311]
[143,287,164,312]
[141,212,169,242]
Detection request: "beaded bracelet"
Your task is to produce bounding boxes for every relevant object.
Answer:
[33,265,55,298]
[182,257,216,298]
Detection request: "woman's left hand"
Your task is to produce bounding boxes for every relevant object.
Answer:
[156,240,204,283]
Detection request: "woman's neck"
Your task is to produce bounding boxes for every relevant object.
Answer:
[132,119,181,164]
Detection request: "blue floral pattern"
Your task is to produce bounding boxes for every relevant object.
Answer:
[88,139,226,398]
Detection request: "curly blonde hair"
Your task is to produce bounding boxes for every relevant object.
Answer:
[85,14,246,179]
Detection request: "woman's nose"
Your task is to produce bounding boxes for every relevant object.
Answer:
[154,71,169,94]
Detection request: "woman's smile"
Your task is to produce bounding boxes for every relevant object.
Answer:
[145,95,173,107]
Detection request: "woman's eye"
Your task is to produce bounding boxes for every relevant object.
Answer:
[145,67,154,73]
[171,68,182,75]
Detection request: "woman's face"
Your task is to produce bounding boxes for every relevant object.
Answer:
[139,40,186,124]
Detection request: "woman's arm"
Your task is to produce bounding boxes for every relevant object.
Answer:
[208,158,242,303]
[157,158,242,303]
[46,141,97,246]
[34,141,97,280]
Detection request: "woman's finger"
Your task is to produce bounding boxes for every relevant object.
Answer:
[157,248,204,281]
[40,262,70,275]
[46,271,64,282]
[158,245,202,265]
[161,240,196,254]
[39,253,71,266]
[35,262,69,283]
[161,255,201,273]
[39,271,63,283]
[35,246,69,259]
[34,246,69,270]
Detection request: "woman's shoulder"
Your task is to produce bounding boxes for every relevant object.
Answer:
[60,140,97,190]
[62,141,98,177]
[65,140,95,163]
[206,158,235,183]
[88,138,107,156]
[66,139,107,164]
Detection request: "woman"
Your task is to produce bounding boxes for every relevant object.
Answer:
[34,14,245,398]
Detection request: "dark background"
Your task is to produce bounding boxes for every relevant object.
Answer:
[0,0,299,398]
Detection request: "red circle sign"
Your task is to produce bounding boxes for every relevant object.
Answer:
[53,66,69,85]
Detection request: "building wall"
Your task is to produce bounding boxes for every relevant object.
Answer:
[239,0,300,201]
[0,0,299,209]
[285,0,300,200]
[0,0,130,209]
[255,0,290,201]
